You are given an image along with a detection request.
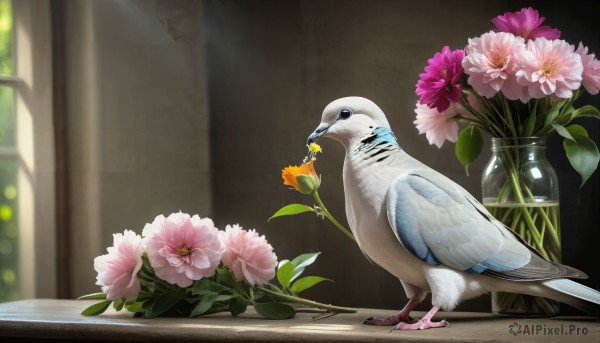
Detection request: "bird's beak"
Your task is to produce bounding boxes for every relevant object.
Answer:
[307,125,329,145]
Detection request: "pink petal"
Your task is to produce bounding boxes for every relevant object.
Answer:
[94,230,143,301]
[219,225,277,286]
[142,212,222,286]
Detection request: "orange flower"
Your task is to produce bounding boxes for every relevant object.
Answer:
[282,160,320,194]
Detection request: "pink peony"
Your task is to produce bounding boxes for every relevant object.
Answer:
[94,230,144,301]
[416,46,465,112]
[219,224,277,286]
[515,37,583,100]
[492,7,560,41]
[142,212,222,288]
[575,42,600,95]
[463,31,527,101]
[414,102,459,148]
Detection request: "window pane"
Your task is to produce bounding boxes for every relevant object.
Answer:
[0,0,16,303]
[0,85,14,147]
[0,0,13,76]
[0,158,18,302]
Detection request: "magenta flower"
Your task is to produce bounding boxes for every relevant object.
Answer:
[219,224,278,286]
[142,212,222,288]
[463,31,526,101]
[413,102,459,148]
[416,46,465,112]
[515,38,583,100]
[575,42,600,95]
[492,7,560,41]
[94,230,143,301]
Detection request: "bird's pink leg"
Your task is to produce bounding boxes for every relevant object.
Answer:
[363,297,419,326]
[393,305,448,330]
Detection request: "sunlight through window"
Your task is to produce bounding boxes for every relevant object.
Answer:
[0,0,19,303]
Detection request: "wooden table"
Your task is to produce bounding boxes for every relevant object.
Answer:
[0,299,598,342]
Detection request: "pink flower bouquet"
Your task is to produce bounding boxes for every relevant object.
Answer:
[414,7,600,315]
[414,7,600,184]
[79,211,354,319]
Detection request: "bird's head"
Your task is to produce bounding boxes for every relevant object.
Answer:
[307,97,390,149]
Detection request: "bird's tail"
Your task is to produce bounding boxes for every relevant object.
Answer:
[542,279,600,317]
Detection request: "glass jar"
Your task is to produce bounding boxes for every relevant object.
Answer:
[482,137,561,317]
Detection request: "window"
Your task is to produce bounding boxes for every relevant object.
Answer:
[0,0,19,302]
[0,0,55,301]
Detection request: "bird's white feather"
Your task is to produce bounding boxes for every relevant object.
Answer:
[543,279,600,305]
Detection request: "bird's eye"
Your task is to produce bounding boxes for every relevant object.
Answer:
[339,108,352,119]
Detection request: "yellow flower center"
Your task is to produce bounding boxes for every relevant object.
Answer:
[177,245,191,257]
[541,57,558,76]
[491,50,506,69]
[309,143,322,153]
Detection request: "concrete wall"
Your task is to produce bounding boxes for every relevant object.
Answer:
[66,0,599,314]
[66,0,212,295]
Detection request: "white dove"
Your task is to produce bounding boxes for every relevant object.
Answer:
[307,96,600,330]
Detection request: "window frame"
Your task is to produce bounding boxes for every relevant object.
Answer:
[0,0,21,301]
[9,0,57,300]
[0,78,20,158]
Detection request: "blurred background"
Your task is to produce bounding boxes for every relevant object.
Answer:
[0,0,598,315]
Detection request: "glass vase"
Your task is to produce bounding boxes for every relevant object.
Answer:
[482,137,561,317]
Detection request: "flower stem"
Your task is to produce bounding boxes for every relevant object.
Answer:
[312,190,356,242]
[504,157,548,258]
[493,145,561,263]
[257,286,356,314]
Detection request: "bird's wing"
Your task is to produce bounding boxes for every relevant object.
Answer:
[385,169,586,280]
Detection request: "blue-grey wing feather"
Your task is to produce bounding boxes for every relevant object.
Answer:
[386,171,531,275]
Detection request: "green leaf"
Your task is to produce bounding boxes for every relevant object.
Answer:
[523,110,537,137]
[136,290,155,301]
[566,124,589,138]
[155,281,176,293]
[113,298,126,311]
[290,252,321,281]
[552,123,574,141]
[145,288,187,318]
[563,135,600,187]
[190,293,219,317]
[571,105,600,119]
[455,126,483,175]
[290,276,332,295]
[140,256,155,275]
[278,259,289,268]
[229,296,248,316]
[268,204,315,222]
[290,252,320,270]
[126,301,145,313]
[216,268,236,289]
[77,292,108,300]
[276,261,294,289]
[215,294,237,302]
[192,279,228,296]
[81,300,112,316]
[254,302,296,320]
[544,106,561,126]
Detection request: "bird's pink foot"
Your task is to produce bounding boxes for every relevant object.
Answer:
[362,298,419,326]
[393,318,449,330]
[391,305,448,331]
